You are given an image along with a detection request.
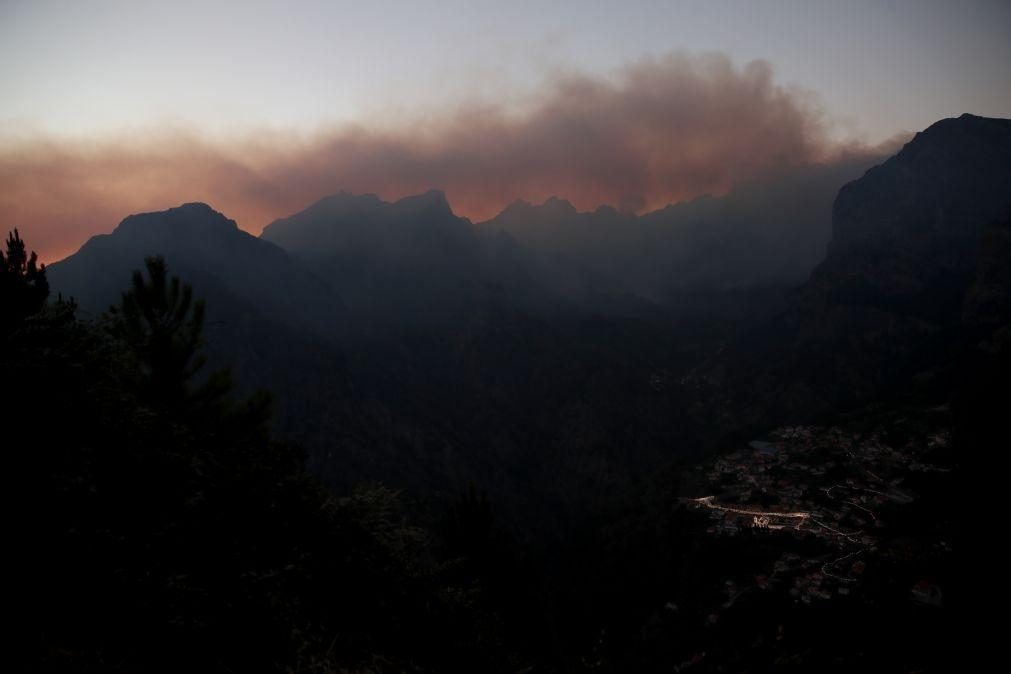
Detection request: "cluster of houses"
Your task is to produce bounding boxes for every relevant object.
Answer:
[695,424,938,534]
[684,423,951,607]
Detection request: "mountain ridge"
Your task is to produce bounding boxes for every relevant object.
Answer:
[715,113,1011,421]
[47,202,344,336]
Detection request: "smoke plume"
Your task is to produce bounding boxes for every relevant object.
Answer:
[1,52,886,262]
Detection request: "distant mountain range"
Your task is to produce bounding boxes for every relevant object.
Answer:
[479,153,883,300]
[261,189,554,327]
[45,114,1011,518]
[49,142,889,325]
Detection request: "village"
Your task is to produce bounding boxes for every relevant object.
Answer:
[680,421,952,608]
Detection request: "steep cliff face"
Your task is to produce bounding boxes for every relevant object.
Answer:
[808,114,1011,323]
[721,115,1011,421]
[795,115,1011,400]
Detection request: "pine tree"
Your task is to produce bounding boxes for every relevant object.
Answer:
[110,256,228,409]
[109,255,275,431]
[0,229,49,333]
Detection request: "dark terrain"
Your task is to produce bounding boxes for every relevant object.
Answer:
[6,113,1004,671]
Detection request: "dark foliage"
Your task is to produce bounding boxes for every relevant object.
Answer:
[4,246,514,673]
[1,228,49,333]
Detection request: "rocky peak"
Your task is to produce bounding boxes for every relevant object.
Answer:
[830,114,1011,256]
[114,202,239,239]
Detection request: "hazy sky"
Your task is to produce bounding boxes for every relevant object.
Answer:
[3,0,1009,142]
[1,0,1010,261]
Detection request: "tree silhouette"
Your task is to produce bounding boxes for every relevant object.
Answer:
[4,238,508,672]
[109,255,234,410]
[0,228,49,333]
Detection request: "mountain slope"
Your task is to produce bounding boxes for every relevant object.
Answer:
[262,190,550,325]
[261,191,704,504]
[46,202,361,444]
[479,154,887,303]
[48,202,343,335]
[722,114,1011,419]
[809,113,1011,322]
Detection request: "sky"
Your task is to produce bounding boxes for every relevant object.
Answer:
[1,0,1010,261]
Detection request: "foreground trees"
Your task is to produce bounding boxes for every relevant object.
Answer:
[0,229,49,333]
[3,236,505,673]
[4,230,961,672]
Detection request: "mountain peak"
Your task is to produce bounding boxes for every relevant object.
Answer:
[177,201,218,213]
[831,113,1011,253]
[593,204,620,216]
[488,199,538,222]
[816,113,1011,321]
[905,112,1010,149]
[541,196,577,215]
[114,202,238,237]
[480,196,580,230]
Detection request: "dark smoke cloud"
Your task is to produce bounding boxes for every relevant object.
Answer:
[1,52,890,262]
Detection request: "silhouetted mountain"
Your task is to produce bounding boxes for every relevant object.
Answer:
[48,202,343,335]
[34,139,930,510]
[480,154,887,304]
[809,113,1011,320]
[802,114,1011,390]
[261,191,706,506]
[262,190,550,325]
[46,204,360,461]
[40,116,999,499]
[724,114,1011,419]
